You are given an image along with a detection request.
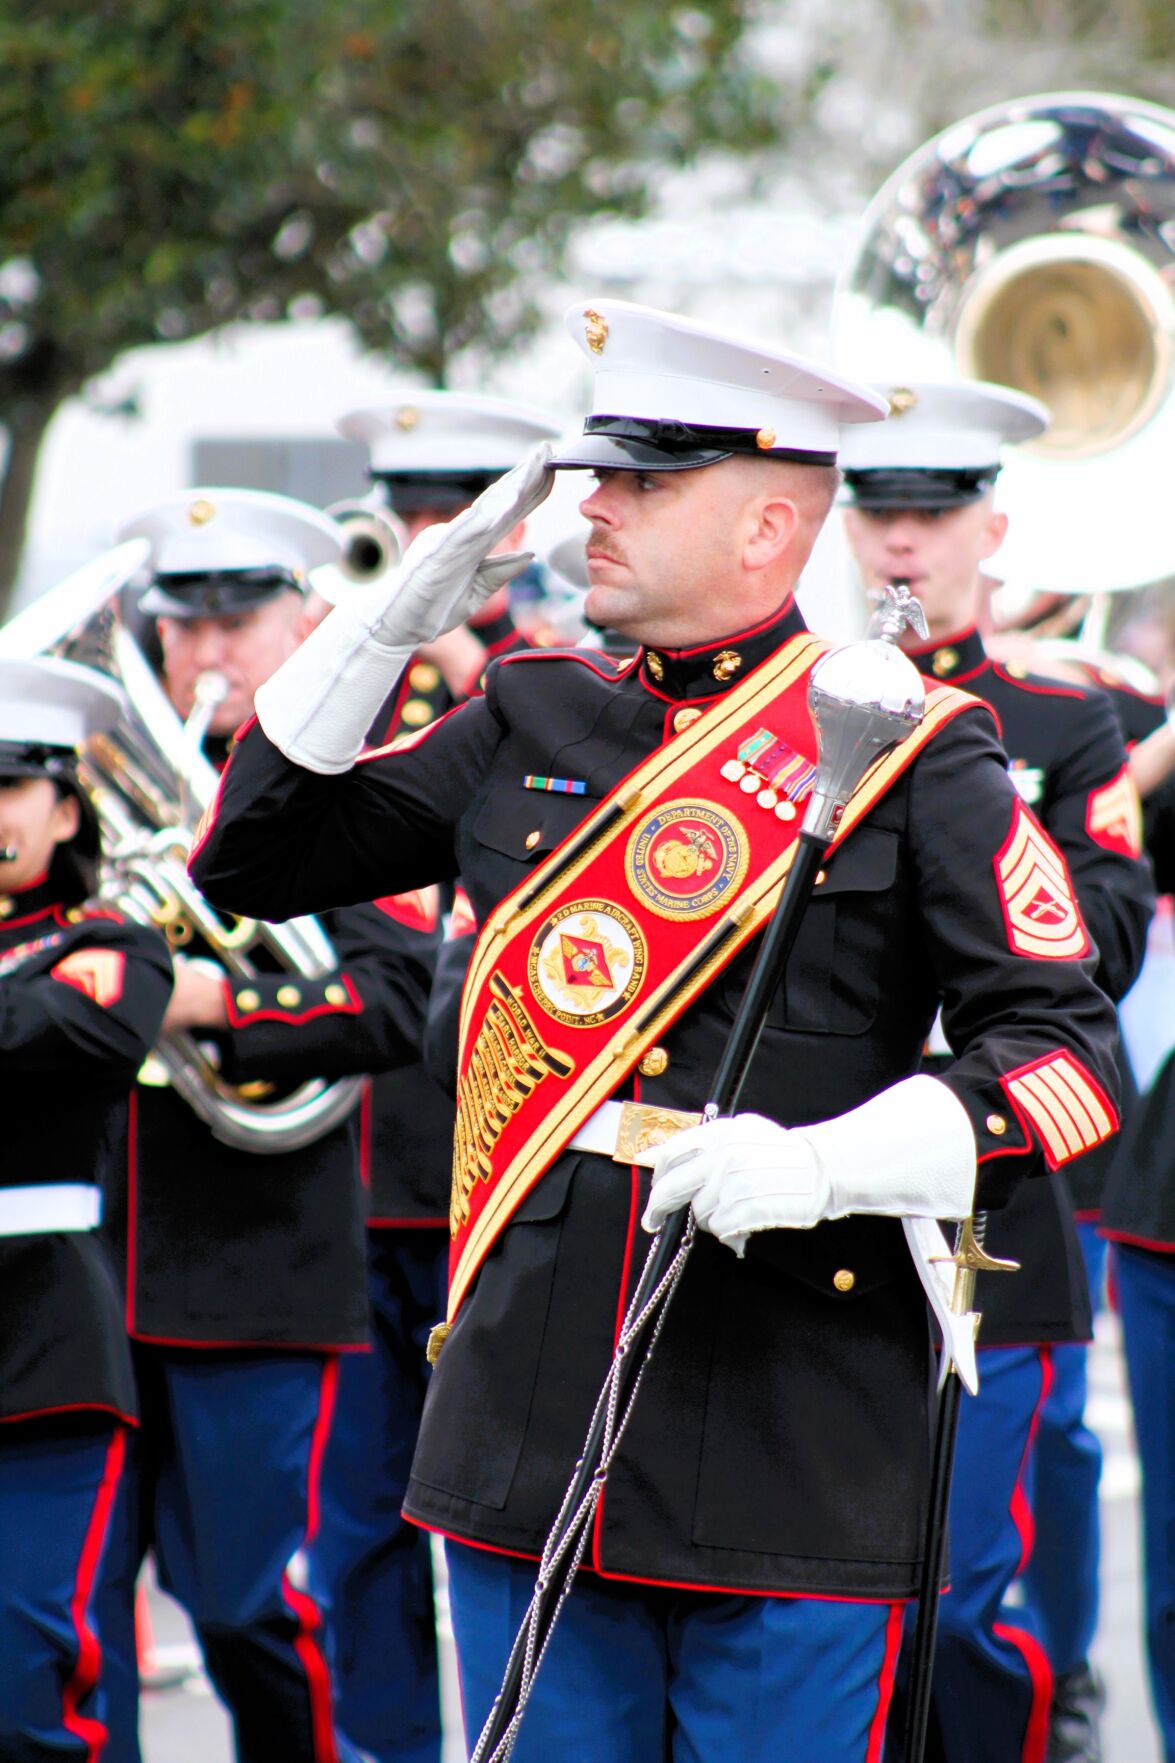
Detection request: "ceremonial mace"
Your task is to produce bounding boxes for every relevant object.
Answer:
[472,585,930,1762]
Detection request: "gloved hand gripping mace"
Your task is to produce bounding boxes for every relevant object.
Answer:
[473,587,946,1762]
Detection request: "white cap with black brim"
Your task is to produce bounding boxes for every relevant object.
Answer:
[549,298,889,473]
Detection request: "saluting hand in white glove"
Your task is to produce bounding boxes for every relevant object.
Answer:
[256,443,555,774]
[642,1075,977,1257]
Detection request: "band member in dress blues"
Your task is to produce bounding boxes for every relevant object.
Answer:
[308,393,561,1763]
[0,657,172,1762]
[94,490,441,1763]
[189,301,1121,1763]
[842,379,1154,1763]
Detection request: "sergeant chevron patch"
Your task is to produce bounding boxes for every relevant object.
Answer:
[1086,765,1143,860]
[995,802,1089,961]
[1002,1051,1117,1169]
[50,948,126,1007]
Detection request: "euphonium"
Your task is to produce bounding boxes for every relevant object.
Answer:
[0,544,363,1153]
[835,91,1175,599]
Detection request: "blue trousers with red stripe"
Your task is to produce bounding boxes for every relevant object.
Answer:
[95,1347,359,1763]
[445,1538,903,1763]
[1017,1224,1107,1675]
[1116,1243,1175,1762]
[0,1417,127,1762]
[917,1345,1053,1763]
[309,1229,447,1763]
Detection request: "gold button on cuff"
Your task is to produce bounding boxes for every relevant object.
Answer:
[401,698,433,727]
[276,984,302,1008]
[639,1047,670,1078]
[833,1269,856,1293]
[236,988,261,1011]
[986,1113,1008,1136]
[525,830,542,850]
[324,983,348,1006]
[408,662,440,691]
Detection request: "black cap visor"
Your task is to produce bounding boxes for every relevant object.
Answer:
[372,470,503,515]
[140,569,302,619]
[549,416,836,473]
[0,741,80,782]
[843,466,1000,511]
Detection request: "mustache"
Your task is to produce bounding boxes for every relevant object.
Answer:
[585,529,626,566]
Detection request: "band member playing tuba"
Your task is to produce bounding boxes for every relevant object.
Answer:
[94,490,442,1763]
[0,656,173,1761]
[190,302,1121,1763]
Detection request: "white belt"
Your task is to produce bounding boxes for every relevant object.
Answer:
[0,1184,102,1237]
[568,1099,702,1168]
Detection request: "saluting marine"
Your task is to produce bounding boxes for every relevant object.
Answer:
[0,657,172,1762]
[190,301,1122,1763]
[841,379,1154,1763]
[94,490,441,1763]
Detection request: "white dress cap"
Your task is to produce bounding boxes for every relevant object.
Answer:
[839,380,1049,473]
[554,298,888,469]
[118,487,343,577]
[0,656,124,755]
[339,392,562,475]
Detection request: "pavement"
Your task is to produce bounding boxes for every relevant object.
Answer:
[137,1307,1163,1761]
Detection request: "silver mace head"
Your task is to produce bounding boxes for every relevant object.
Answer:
[803,581,928,844]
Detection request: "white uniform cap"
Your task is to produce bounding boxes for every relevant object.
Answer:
[550,298,888,473]
[0,656,123,761]
[118,488,342,617]
[839,380,1049,507]
[339,392,562,480]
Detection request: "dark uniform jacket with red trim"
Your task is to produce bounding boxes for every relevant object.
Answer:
[909,628,1153,1345]
[190,599,1120,1600]
[107,878,441,1350]
[1089,670,1175,1253]
[0,883,172,1423]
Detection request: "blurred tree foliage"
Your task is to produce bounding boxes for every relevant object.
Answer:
[0,0,783,607]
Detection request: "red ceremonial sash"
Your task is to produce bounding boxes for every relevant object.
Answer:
[447,631,978,1320]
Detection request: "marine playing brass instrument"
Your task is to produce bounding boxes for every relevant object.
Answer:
[835,91,1175,598]
[0,544,363,1153]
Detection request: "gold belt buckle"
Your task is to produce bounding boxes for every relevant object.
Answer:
[613,1100,703,1166]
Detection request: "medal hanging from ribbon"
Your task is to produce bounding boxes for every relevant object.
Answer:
[719,729,817,821]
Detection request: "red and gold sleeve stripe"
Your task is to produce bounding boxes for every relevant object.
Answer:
[1001,1051,1117,1170]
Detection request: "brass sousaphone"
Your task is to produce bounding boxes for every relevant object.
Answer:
[835,91,1175,602]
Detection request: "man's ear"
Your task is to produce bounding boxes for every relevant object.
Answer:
[744,496,799,572]
[979,508,1009,562]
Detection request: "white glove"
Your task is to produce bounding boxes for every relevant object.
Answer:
[255,443,555,773]
[643,1074,976,1256]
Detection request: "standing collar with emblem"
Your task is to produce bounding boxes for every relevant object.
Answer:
[905,624,988,683]
[0,876,67,937]
[637,599,808,701]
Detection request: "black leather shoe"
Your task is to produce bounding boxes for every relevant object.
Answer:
[1046,1662,1105,1763]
